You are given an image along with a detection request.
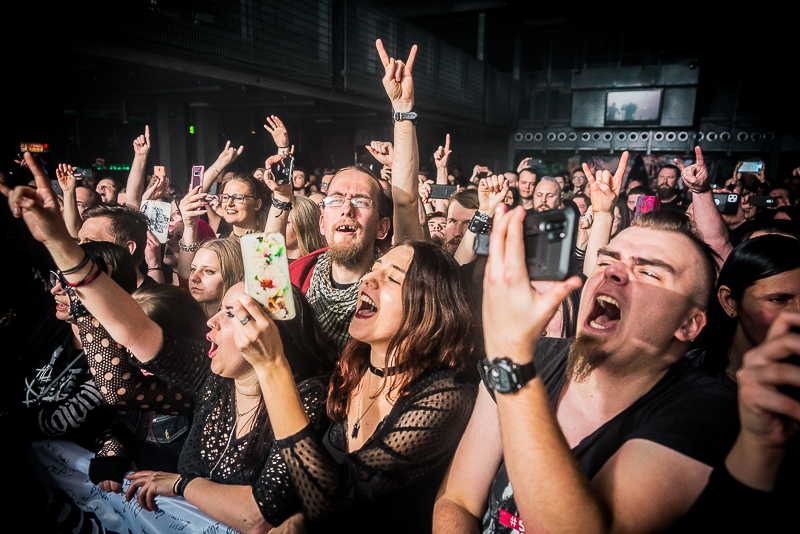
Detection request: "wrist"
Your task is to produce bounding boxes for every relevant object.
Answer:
[273,192,292,203]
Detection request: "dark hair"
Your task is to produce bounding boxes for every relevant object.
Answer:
[741,219,800,242]
[76,185,102,207]
[572,193,590,205]
[80,241,138,294]
[449,189,479,210]
[627,185,652,198]
[219,173,271,226]
[698,235,800,375]
[659,164,680,176]
[504,186,522,209]
[132,284,208,341]
[82,204,149,266]
[327,241,474,422]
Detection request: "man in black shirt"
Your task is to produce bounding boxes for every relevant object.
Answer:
[656,164,688,213]
[434,202,738,533]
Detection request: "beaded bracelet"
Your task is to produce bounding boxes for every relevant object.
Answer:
[179,240,200,252]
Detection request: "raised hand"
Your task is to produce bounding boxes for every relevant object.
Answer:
[179,186,208,230]
[418,177,433,204]
[14,153,28,168]
[478,175,509,217]
[264,115,289,149]
[232,293,286,368]
[483,205,583,362]
[433,134,452,171]
[264,155,293,199]
[366,141,393,167]
[376,39,416,112]
[0,152,71,244]
[583,151,628,214]
[56,164,77,194]
[471,165,490,185]
[516,157,532,174]
[133,125,151,157]
[218,140,244,167]
[674,146,709,193]
[142,175,170,201]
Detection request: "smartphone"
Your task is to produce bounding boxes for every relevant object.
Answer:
[778,326,800,402]
[738,161,763,173]
[634,196,660,219]
[523,158,543,169]
[429,184,457,200]
[521,207,578,281]
[154,166,166,178]
[72,168,93,179]
[51,179,64,197]
[713,193,740,215]
[190,166,204,190]
[476,171,490,180]
[269,157,294,186]
[748,195,777,207]
[241,232,296,320]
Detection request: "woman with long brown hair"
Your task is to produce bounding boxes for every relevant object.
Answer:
[231,241,477,533]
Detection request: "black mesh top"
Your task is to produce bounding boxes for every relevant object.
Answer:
[76,315,330,526]
[276,369,477,533]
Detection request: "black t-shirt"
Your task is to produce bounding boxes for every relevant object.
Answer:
[481,337,739,533]
[660,195,689,214]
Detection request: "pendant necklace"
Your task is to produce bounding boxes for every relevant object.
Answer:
[351,384,380,439]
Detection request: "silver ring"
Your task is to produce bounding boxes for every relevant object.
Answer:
[240,316,252,326]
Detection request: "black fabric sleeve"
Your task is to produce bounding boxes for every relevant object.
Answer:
[252,377,330,526]
[277,373,476,521]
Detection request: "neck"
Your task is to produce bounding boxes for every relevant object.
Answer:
[521,197,534,210]
[234,371,260,396]
[330,246,376,285]
[136,270,145,287]
[233,222,257,237]
[725,324,752,380]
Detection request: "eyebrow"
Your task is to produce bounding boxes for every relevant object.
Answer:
[597,248,676,274]
[374,259,406,274]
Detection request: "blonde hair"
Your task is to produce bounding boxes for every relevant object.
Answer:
[291,195,328,256]
[197,238,245,317]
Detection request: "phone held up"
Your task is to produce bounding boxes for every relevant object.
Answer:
[428,184,457,200]
[190,166,204,190]
[634,196,660,219]
[474,206,578,281]
[269,157,294,186]
[738,160,763,173]
[714,193,740,215]
[241,232,296,320]
[778,326,800,402]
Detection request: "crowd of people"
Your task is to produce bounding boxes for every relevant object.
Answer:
[3,38,800,534]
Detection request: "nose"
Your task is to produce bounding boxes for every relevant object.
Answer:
[207,312,220,331]
[603,261,629,285]
[190,270,201,284]
[50,282,63,296]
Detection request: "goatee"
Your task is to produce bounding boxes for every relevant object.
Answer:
[566,334,612,383]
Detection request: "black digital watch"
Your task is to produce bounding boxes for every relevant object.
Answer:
[481,357,537,394]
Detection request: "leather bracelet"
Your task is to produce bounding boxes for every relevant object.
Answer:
[277,145,290,149]
[61,254,90,275]
[468,210,493,235]
[179,240,200,252]
[67,263,101,288]
[147,267,161,272]
[272,197,292,218]
[175,474,199,497]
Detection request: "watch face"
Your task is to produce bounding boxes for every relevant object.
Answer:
[486,359,517,394]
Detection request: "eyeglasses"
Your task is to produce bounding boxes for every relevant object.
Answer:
[49,270,68,291]
[322,196,375,210]
[220,194,254,204]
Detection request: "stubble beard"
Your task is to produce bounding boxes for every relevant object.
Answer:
[566,334,612,383]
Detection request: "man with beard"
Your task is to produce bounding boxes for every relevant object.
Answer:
[434,175,739,532]
[443,189,479,255]
[532,177,562,212]
[656,164,688,213]
[289,40,424,351]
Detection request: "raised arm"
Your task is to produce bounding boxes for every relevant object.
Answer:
[453,175,508,266]
[582,151,627,276]
[432,134,452,213]
[366,140,394,169]
[203,141,244,192]
[0,153,163,362]
[176,186,208,280]
[377,39,425,243]
[56,163,82,237]
[263,154,294,235]
[125,125,151,210]
[264,115,292,157]
[433,384,504,534]
[676,146,732,266]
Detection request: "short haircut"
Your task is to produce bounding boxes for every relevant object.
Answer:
[519,168,538,181]
[572,193,590,204]
[449,189,479,211]
[427,211,446,220]
[659,164,680,175]
[628,185,652,197]
[329,164,392,219]
[631,210,717,307]
[82,204,149,265]
[536,176,563,197]
[76,185,102,207]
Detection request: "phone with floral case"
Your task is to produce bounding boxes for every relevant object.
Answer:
[240,232,295,320]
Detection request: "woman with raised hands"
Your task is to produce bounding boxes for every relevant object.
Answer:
[1,154,334,533]
[231,241,477,534]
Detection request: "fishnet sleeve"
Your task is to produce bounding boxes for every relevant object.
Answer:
[277,372,476,521]
[253,377,330,526]
[89,408,134,484]
[76,315,195,415]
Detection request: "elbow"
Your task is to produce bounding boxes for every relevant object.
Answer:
[240,513,272,534]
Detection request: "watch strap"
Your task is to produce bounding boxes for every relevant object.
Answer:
[392,107,418,124]
[481,357,537,394]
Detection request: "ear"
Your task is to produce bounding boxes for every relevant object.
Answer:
[376,216,391,240]
[319,210,326,236]
[254,199,262,212]
[125,240,137,256]
[717,285,738,318]
[675,308,707,343]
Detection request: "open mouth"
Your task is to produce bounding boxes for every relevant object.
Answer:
[207,335,218,357]
[586,294,621,331]
[354,292,378,318]
[335,221,359,235]
[55,302,69,312]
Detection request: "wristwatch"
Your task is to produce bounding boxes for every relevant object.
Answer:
[481,357,537,394]
[468,210,492,234]
[392,107,418,124]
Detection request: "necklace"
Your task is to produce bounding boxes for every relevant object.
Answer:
[351,393,379,439]
[235,386,260,397]
[368,361,409,378]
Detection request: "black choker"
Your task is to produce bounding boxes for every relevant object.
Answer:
[369,361,409,378]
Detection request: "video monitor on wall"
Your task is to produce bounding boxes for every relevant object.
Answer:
[605,89,663,125]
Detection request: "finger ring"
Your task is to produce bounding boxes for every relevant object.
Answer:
[240,316,252,326]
